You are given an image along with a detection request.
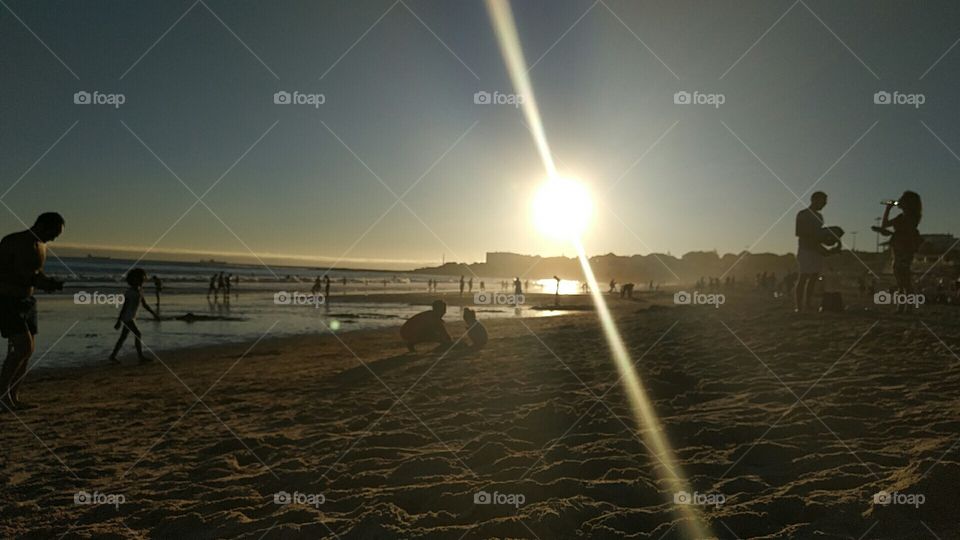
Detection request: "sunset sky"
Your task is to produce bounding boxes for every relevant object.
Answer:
[2,0,959,269]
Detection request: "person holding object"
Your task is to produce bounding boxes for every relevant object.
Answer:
[0,212,65,410]
[873,191,922,313]
[794,192,841,312]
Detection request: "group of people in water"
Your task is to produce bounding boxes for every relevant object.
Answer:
[206,271,237,301]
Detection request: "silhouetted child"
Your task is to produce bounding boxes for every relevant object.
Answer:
[461,308,487,350]
[110,269,158,364]
[400,300,451,353]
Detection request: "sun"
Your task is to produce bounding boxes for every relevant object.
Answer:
[532,176,593,240]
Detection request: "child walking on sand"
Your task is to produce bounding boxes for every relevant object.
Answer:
[109,269,158,364]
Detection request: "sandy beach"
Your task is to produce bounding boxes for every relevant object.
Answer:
[1,291,958,539]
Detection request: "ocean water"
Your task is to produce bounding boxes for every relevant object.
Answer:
[24,257,578,369]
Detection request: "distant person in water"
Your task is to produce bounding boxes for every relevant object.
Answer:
[109,268,158,364]
[513,277,522,296]
[224,273,232,297]
[609,279,616,293]
[217,272,226,298]
[400,300,452,353]
[459,275,465,297]
[553,275,561,305]
[152,275,163,314]
[794,191,841,312]
[461,308,487,350]
[0,212,64,410]
[468,277,473,293]
[207,273,217,300]
[324,275,331,300]
[479,280,485,292]
[875,191,923,312]
[311,276,322,295]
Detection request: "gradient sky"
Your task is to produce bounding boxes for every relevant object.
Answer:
[2,1,959,269]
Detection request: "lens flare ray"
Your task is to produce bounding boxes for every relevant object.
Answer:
[484,1,711,537]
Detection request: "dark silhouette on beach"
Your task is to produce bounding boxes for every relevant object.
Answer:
[794,191,841,312]
[109,269,159,364]
[152,275,163,314]
[0,212,64,410]
[461,307,487,350]
[874,191,923,312]
[400,300,451,353]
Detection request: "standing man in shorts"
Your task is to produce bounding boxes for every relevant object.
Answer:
[0,212,65,410]
[794,193,839,312]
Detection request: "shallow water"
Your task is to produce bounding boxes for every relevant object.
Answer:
[28,291,570,369]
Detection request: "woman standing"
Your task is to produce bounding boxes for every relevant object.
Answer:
[877,191,922,312]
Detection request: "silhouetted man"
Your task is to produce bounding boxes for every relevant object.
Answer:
[400,300,452,353]
[459,275,464,297]
[0,212,64,410]
[794,192,840,312]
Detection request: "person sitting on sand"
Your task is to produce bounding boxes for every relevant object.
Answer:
[109,269,159,364]
[461,307,487,350]
[400,300,451,353]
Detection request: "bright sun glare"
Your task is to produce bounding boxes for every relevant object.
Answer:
[532,177,593,240]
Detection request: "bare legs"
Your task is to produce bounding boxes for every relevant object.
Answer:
[794,273,819,312]
[0,332,35,408]
[110,321,147,363]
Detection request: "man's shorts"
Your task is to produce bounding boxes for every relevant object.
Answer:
[0,296,37,338]
[797,248,823,275]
